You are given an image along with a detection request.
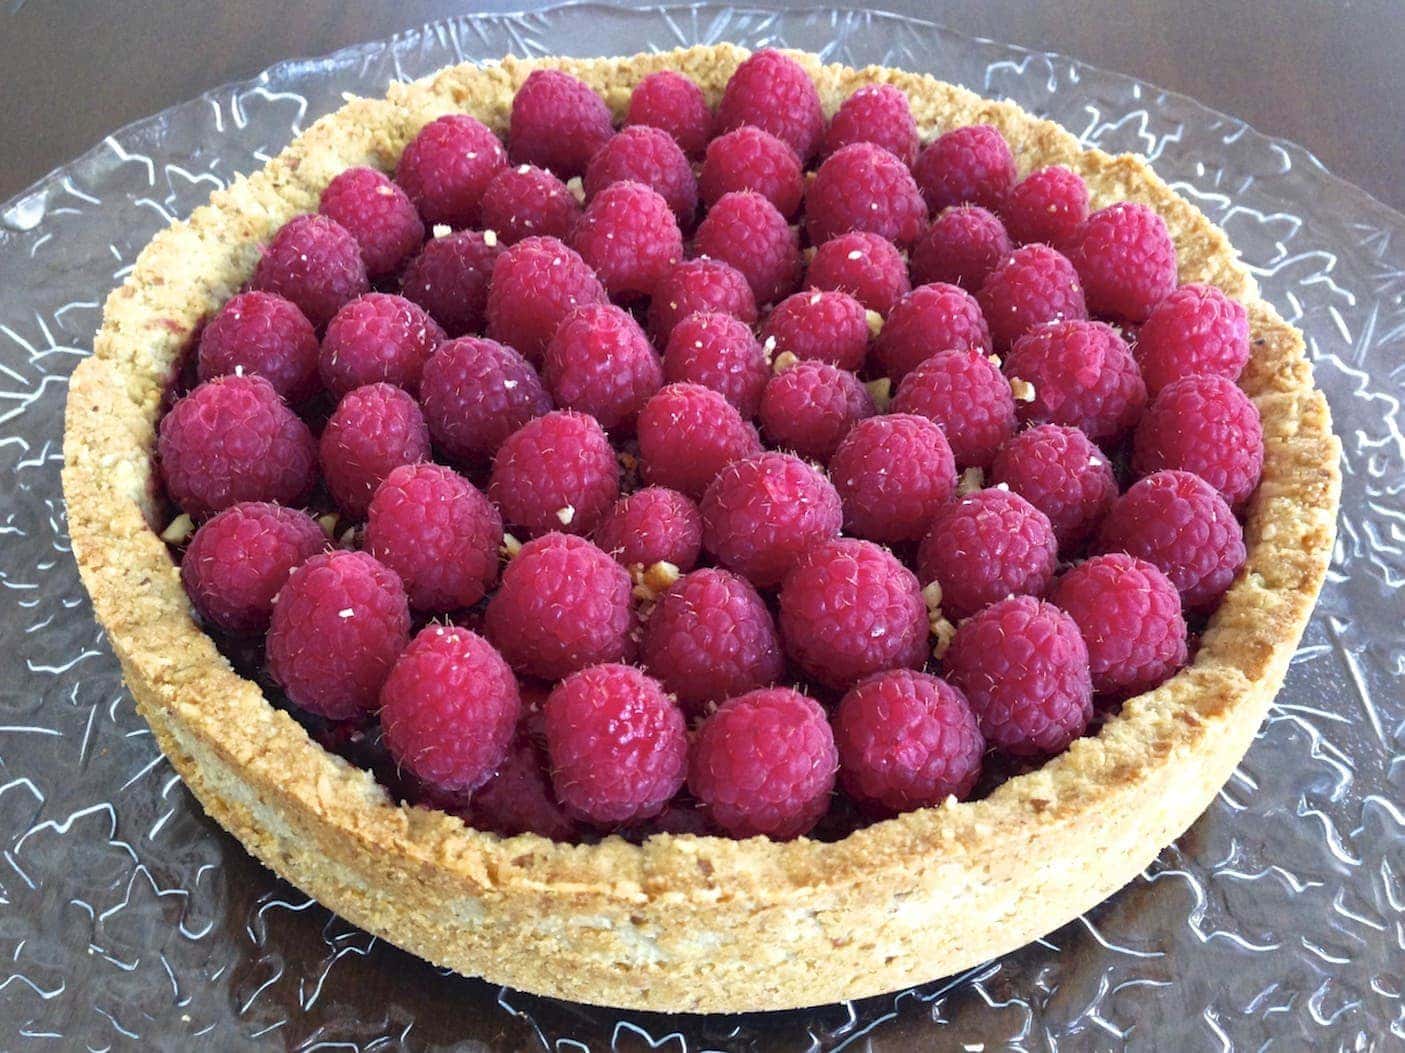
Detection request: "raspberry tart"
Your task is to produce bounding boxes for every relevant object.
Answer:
[62,45,1339,1013]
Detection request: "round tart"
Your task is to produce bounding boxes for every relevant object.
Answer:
[61,44,1340,1013]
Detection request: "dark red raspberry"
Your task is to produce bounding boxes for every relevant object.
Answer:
[1005,319,1146,445]
[693,190,802,306]
[647,256,758,347]
[319,292,445,399]
[485,235,608,362]
[479,164,581,246]
[180,502,326,633]
[625,70,714,160]
[466,717,580,842]
[779,537,928,689]
[805,231,910,316]
[544,303,662,430]
[1001,165,1089,249]
[891,348,1016,469]
[508,68,614,179]
[829,414,956,543]
[571,181,682,299]
[637,383,761,498]
[585,126,698,225]
[662,311,769,418]
[396,114,507,229]
[716,49,824,161]
[760,289,870,372]
[701,451,843,587]
[977,244,1088,351]
[319,166,425,278]
[197,291,319,404]
[267,549,411,720]
[319,383,430,518]
[419,336,550,465]
[399,228,502,338]
[1051,553,1188,697]
[910,205,1013,291]
[688,687,837,840]
[1134,283,1251,396]
[158,374,315,518]
[484,532,632,679]
[759,359,876,462]
[489,410,619,537]
[873,282,991,382]
[989,424,1118,552]
[1132,375,1264,507]
[917,487,1058,621]
[822,84,919,166]
[913,124,1016,213]
[835,670,983,814]
[594,486,702,571]
[805,142,927,248]
[699,125,804,217]
[251,214,368,329]
[1069,202,1178,323]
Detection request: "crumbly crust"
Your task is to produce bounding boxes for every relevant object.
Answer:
[61,45,1340,1013]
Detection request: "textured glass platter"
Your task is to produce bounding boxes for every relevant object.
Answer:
[0,3,1401,1048]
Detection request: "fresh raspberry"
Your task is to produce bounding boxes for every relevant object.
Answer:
[319,383,430,518]
[873,282,991,382]
[646,257,758,347]
[637,383,762,498]
[267,549,411,720]
[396,114,507,229]
[484,532,632,679]
[716,49,824,162]
[319,293,445,399]
[180,502,326,633]
[1001,165,1089,249]
[419,336,551,465]
[805,142,927,248]
[1005,319,1146,445]
[910,205,1013,291]
[693,190,802,306]
[1132,375,1264,507]
[759,359,875,462]
[662,311,769,418]
[891,348,1016,470]
[585,126,698,225]
[507,68,614,179]
[821,84,919,166]
[197,291,319,404]
[365,463,503,612]
[319,166,425,278]
[701,452,843,587]
[989,424,1118,552]
[913,124,1016,213]
[779,538,928,689]
[479,164,581,246]
[158,375,315,518]
[1069,202,1178,323]
[977,243,1088,351]
[829,414,956,543]
[399,229,502,338]
[489,410,619,536]
[1051,553,1188,697]
[835,670,983,814]
[594,486,702,571]
[1099,470,1246,611]
[544,303,662,430]
[805,231,911,316]
[625,70,714,160]
[1134,283,1251,396]
[699,125,804,217]
[251,214,369,329]
[571,181,683,299]
[485,235,608,362]
[640,568,783,712]
[466,717,580,841]
[760,289,870,372]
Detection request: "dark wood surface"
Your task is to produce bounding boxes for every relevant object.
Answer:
[2,1,1401,212]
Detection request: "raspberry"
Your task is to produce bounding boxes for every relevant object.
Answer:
[544,303,662,430]
[507,69,614,179]
[805,143,927,248]
[489,410,619,536]
[779,537,928,689]
[594,486,702,572]
[759,359,875,462]
[989,424,1118,552]
[1001,165,1089,249]
[180,502,326,633]
[480,164,582,246]
[830,414,956,543]
[640,568,783,712]
[485,235,607,362]
[716,49,824,161]
[158,375,315,518]
[1005,319,1147,445]
[484,532,632,679]
[873,282,991,382]
[647,257,758,347]
[399,229,502,338]
[571,181,683,299]
[319,166,425,278]
[835,670,983,814]
[251,214,369,329]
[466,718,580,841]
[701,452,843,587]
[637,383,761,498]
[912,124,1016,213]
[693,191,802,306]
[662,311,769,418]
[585,126,698,225]
[419,336,550,465]
[760,289,870,372]
[267,550,411,720]
[1099,470,1246,611]
[396,114,507,229]
[700,125,804,218]
[910,205,1012,291]
[197,291,319,404]
[319,293,445,399]
[1134,283,1251,396]
[805,231,911,315]
[1132,375,1264,507]
[1051,553,1188,697]
[891,348,1017,469]
[364,463,502,612]
[319,383,430,518]
[1069,202,1177,323]
[977,244,1088,351]
[822,84,919,166]
[544,664,687,826]
[625,70,714,160]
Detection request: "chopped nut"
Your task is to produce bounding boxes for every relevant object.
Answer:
[802,245,818,264]
[483,228,499,247]
[555,505,576,526]
[864,309,884,338]
[930,615,957,660]
[772,349,799,373]
[1010,377,1037,403]
[921,580,944,612]
[500,532,523,560]
[431,223,452,238]
[865,376,892,412]
[565,176,586,204]
[159,513,194,545]
[338,526,358,549]
[987,353,1002,367]
[317,512,340,538]
[957,466,984,495]
[338,607,355,619]
[641,560,681,594]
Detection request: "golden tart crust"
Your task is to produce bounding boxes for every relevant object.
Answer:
[61,44,1340,1013]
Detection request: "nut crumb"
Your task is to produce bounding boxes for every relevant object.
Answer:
[338,608,355,619]
[432,223,452,238]
[922,580,944,611]
[772,350,799,373]
[159,513,194,545]
[500,532,523,560]
[930,614,956,660]
[566,176,586,204]
[865,377,892,412]
[957,466,984,495]
[1010,377,1036,403]
[483,229,499,247]
[555,505,576,526]
[317,513,340,538]
[864,309,884,338]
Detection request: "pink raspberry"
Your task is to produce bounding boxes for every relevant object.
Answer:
[1051,553,1188,697]
[779,537,929,689]
[873,281,991,382]
[479,164,582,246]
[197,291,319,404]
[1132,375,1264,507]
[319,166,425,278]
[662,311,769,418]
[180,502,326,633]
[399,229,502,338]
[267,550,411,720]
[910,205,1013,291]
[1069,202,1178,323]
[158,375,315,518]
[913,124,1016,213]
[977,243,1088,351]
[805,231,911,316]
[484,532,632,679]
[829,414,956,543]
[251,214,368,329]
[822,84,919,166]
[396,114,507,229]
[571,181,682,299]
[544,303,662,430]
[687,687,837,840]
[759,359,876,462]
[647,257,758,347]
[594,486,702,571]
[805,142,927,248]
[625,70,714,160]
[716,49,824,162]
[1001,165,1089,249]
[693,190,802,306]
[699,125,804,217]
[508,68,614,179]
[489,410,619,536]
[585,126,698,225]
[637,383,761,498]
[319,383,430,518]
[1134,283,1251,396]
[835,670,983,814]
[760,289,870,372]
[989,424,1118,552]
[466,718,580,842]
[319,293,445,399]
[419,336,550,465]
[485,235,607,362]
[1005,319,1147,445]
[891,348,1016,469]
